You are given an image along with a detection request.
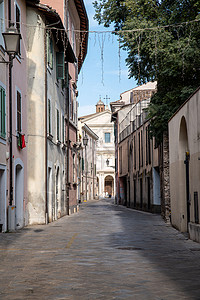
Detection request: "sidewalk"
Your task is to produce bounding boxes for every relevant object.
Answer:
[0,199,200,299]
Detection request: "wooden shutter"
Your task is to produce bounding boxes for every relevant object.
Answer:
[0,87,6,138]
[17,91,21,133]
[56,52,64,79]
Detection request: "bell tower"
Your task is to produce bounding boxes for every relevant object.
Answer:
[96,98,105,113]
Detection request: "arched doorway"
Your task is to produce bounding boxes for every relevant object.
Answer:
[97,177,99,196]
[104,175,114,197]
[179,116,190,229]
[55,166,61,220]
[15,164,24,229]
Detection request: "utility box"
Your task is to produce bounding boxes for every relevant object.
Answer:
[8,205,16,232]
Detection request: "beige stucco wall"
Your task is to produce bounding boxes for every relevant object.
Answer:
[169,89,200,233]
[27,9,46,224]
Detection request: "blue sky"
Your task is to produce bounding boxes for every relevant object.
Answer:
[77,0,137,116]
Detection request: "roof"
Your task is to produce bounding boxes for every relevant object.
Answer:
[81,124,99,140]
[78,108,111,121]
[74,0,89,73]
[96,99,105,106]
[120,81,157,96]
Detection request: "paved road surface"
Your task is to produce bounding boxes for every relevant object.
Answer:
[1,199,200,299]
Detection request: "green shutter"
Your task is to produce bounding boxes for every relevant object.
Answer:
[62,115,64,143]
[48,99,51,134]
[56,52,64,80]
[57,109,60,140]
[0,87,6,138]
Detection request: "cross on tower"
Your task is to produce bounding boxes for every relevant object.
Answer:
[104,95,110,105]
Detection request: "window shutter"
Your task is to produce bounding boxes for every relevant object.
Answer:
[17,91,21,133]
[57,109,60,141]
[2,88,5,138]
[56,52,64,79]
[48,99,51,134]
[82,158,84,171]
[62,115,64,143]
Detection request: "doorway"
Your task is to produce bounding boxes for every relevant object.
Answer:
[15,164,24,229]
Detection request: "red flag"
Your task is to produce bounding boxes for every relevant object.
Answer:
[21,134,26,149]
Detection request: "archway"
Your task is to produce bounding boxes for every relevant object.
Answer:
[179,116,190,228]
[104,175,114,197]
[15,164,24,229]
[97,177,99,196]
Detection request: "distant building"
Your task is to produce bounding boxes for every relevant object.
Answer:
[77,123,98,202]
[79,100,115,198]
[110,82,170,215]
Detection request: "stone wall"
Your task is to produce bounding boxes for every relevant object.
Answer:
[160,132,171,222]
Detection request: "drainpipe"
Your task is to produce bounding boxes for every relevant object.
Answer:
[44,28,48,224]
[9,55,13,206]
[66,62,70,215]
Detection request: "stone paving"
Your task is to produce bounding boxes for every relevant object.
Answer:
[1,199,200,300]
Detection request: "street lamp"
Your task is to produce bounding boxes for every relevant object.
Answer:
[83,134,88,201]
[2,26,21,210]
[2,26,21,56]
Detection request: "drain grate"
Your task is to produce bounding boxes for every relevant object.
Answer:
[117,247,143,251]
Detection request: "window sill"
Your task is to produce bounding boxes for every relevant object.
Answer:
[0,136,6,145]
[47,65,52,74]
[47,133,53,141]
[62,143,66,150]
[56,140,61,146]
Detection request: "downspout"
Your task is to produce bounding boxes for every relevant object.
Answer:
[44,27,48,224]
[9,55,13,206]
[66,62,70,215]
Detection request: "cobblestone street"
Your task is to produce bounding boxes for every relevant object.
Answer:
[1,199,200,300]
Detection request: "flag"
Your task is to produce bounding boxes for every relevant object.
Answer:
[17,133,26,149]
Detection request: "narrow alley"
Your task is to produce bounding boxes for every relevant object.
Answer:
[1,199,200,300]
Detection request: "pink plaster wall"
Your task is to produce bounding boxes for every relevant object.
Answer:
[40,0,64,23]
[6,0,28,225]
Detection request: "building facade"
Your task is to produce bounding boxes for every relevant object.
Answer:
[79,100,115,198]
[0,0,28,231]
[77,123,98,202]
[169,87,200,242]
[40,0,88,217]
[112,97,161,213]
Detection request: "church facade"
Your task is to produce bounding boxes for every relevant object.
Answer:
[78,100,115,198]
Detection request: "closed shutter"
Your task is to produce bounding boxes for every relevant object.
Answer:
[56,52,64,79]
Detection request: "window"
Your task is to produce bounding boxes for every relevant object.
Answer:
[69,88,72,120]
[72,23,76,53]
[105,132,110,143]
[0,0,5,48]
[0,86,6,138]
[56,109,60,141]
[47,34,53,69]
[134,136,136,170]
[141,130,143,167]
[48,99,51,135]
[15,3,21,54]
[17,90,21,133]
[56,52,64,80]
[73,154,75,182]
[138,132,140,168]
[62,114,64,143]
